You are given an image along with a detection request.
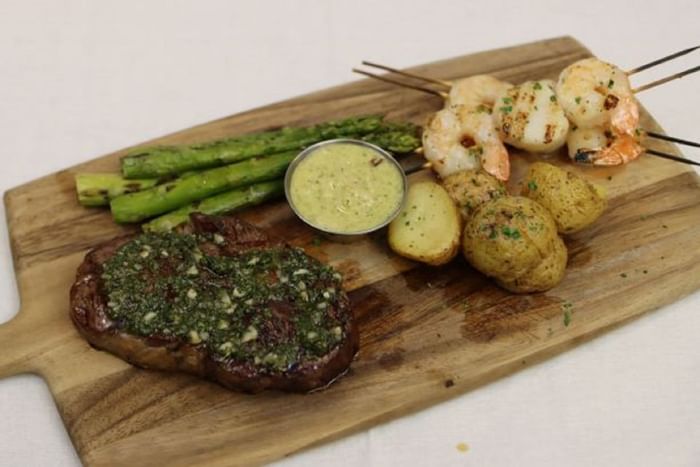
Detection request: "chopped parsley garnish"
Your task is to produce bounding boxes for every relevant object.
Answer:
[527,180,538,191]
[501,226,521,239]
[502,97,513,104]
[575,96,582,104]
[550,95,557,103]
[607,79,615,89]
[468,146,484,157]
[533,82,542,90]
[499,105,513,113]
[562,301,573,326]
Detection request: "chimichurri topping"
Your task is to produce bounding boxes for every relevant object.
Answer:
[101,232,345,371]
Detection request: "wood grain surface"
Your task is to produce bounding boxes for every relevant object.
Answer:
[2,36,699,466]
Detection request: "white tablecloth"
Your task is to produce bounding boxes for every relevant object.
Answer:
[1,1,699,465]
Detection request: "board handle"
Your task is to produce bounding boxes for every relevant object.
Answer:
[0,314,40,379]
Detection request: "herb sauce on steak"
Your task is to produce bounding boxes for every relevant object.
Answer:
[103,232,345,371]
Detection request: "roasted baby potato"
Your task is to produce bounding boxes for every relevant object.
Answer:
[521,162,606,234]
[462,196,567,292]
[442,169,507,219]
[388,181,461,266]
[462,196,558,281]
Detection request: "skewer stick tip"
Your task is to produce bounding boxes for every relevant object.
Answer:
[632,64,700,93]
[360,60,452,89]
[627,45,700,75]
[645,148,700,167]
[352,68,448,98]
[643,130,700,149]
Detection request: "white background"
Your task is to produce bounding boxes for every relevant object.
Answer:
[1,1,699,466]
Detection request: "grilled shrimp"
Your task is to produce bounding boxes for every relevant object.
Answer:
[556,58,637,131]
[423,75,512,180]
[423,105,510,181]
[447,75,513,108]
[492,80,570,153]
[567,126,643,165]
[557,58,641,165]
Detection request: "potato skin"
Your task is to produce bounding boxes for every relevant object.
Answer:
[462,196,566,292]
[442,169,507,219]
[388,181,461,266]
[497,235,567,293]
[521,162,606,234]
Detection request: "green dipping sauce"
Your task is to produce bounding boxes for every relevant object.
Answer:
[288,142,404,233]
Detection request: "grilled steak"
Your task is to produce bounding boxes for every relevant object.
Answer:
[70,214,358,393]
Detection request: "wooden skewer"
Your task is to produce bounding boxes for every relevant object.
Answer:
[403,161,433,175]
[644,131,700,149]
[412,144,699,169]
[360,57,700,96]
[398,151,432,175]
[352,68,448,98]
[405,153,698,174]
[361,61,452,88]
[627,45,700,75]
[644,149,700,167]
[354,63,700,168]
[632,65,700,93]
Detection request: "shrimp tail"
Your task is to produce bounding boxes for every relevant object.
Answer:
[610,96,640,136]
[588,134,644,166]
[481,146,510,181]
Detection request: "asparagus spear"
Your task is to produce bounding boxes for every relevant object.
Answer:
[143,180,284,232]
[360,127,421,154]
[75,173,158,207]
[111,151,296,223]
[121,115,386,179]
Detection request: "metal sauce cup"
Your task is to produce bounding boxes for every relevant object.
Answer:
[284,139,407,241]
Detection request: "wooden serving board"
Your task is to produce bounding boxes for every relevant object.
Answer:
[2,36,700,466]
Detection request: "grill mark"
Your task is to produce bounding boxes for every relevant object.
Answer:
[604,94,619,110]
[124,183,143,193]
[544,124,555,144]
